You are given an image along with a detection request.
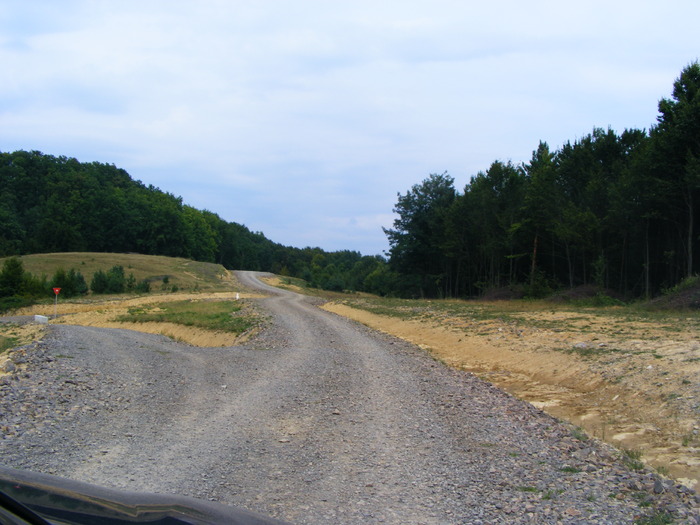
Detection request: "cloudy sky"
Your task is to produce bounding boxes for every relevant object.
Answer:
[1,1,698,255]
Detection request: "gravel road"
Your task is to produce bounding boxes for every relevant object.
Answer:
[1,271,699,524]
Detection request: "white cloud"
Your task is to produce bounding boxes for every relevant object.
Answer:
[1,1,699,255]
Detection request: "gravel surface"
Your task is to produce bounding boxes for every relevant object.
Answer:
[1,271,699,524]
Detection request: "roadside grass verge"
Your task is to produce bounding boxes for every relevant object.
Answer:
[116,299,257,335]
[265,274,700,337]
[325,294,700,337]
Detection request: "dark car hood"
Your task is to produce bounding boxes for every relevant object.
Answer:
[0,465,290,525]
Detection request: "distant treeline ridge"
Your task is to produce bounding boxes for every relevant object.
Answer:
[1,61,699,300]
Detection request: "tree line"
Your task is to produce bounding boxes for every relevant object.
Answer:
[2,62,698,301]
[384,62,700,299]
[0,150,385,294]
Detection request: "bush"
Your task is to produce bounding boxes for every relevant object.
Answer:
[106,265,125,293]
[91,266,153,295]
[135,279,151,293]
[523,271,555,299]
[90,265,127,294]
[662,274,700,296]
[125,272,137,292]
[90,269,109,294]
[0,295,33,313]
[50,268,88,298]
[0,257,24,297]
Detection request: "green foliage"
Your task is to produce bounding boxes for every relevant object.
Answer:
[384,172,457,297]
[90,265,127,294]
[380,63,700,299]
[117,300,255,334]
[0,295,34,313]
[0,257,24,297]
[135,278,151,293]
[0,334,18,354]
[1,64,698,301]
[0,150,301,274]
[662,274,700,295]
[89,270,109,294]
[49,268,88,298]
[621,448,645,471]
[0,257,49,312]
[522,270,554,299]
[635,511,674,525]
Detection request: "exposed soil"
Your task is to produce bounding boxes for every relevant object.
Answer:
[320,300,700,489]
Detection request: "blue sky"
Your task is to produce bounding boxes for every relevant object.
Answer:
[1,1,698,256]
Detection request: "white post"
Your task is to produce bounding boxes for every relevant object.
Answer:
[52,287,61,318]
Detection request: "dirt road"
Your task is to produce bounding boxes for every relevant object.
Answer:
[2,271,697,523]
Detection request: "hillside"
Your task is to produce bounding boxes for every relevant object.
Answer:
[0,150,383,297]
[6,252,235,294]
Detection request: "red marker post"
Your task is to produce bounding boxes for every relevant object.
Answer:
[53,287,61,318]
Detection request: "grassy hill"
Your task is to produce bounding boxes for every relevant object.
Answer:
[2,252,236,294]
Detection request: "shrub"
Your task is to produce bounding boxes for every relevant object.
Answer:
[91,265,127,294]
[90,269,109,294]
[106,265,125,293]
[0,257,24,297]
[50,268,88,298]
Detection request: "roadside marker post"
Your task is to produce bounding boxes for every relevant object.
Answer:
[53,287,61,318]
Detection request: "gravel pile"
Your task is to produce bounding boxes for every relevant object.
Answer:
[0,271,699,524]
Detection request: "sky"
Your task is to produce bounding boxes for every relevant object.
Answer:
[1,1,698,256]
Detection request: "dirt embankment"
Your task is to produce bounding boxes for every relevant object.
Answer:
[322,302,700,489]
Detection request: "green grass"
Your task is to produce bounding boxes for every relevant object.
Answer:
[116,300,256,334]
[0,334,18,354]
[570,426,589,441]
[622,448,645,471]
[516,486,539,493]
[559,466,582,473]
[329,293,700,338]
[635,510,673,524]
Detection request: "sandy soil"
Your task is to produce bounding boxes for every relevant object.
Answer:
[321,301,700,489]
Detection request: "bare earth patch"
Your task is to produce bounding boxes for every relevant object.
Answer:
[323,302,700,489]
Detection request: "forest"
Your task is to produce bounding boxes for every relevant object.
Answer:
[0,150,385,295]
[1,62,698,301]
[384,62,700,299]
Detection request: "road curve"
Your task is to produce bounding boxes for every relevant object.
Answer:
[2,271,694,524]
